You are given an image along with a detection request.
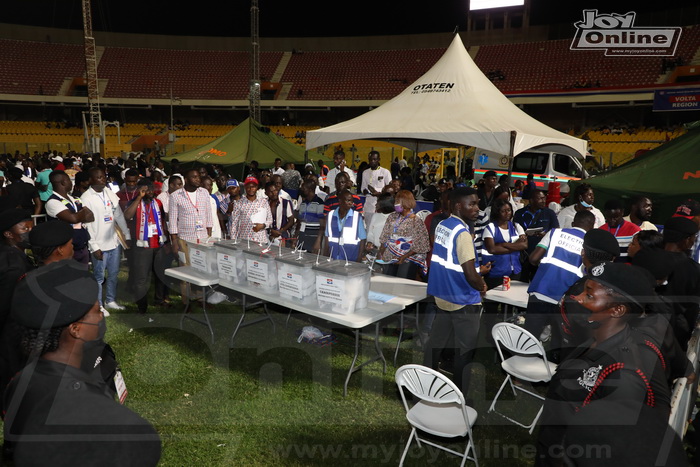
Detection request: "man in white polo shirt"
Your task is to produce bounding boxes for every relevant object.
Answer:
[80,166,131,312]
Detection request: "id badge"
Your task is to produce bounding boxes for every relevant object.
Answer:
[148,223,157,236]
[195,219,204,231]
[300,222,306,233]
[114,370,128,404]
[339,237,345,246]
[103,215,113,223]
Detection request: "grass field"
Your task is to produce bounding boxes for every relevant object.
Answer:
[65,267,549,467]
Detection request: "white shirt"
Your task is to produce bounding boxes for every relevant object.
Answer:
[157,191,170,214]
[558,204,605,229]
[208,195,222,240]
[481,222,526,242]
[272,167,285,176]
[366,212,390,246]
[325,166,356,190]
[46,193,80,220]
[360,166,392,214]
[81,186,130,252]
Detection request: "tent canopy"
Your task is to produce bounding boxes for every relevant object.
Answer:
[569,121,700,223]
[163,118,308,168]
[306,34,587,159]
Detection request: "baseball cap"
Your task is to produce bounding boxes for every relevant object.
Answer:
[226,179,239,188]
[244,175,259,186]
[673,199,700,219]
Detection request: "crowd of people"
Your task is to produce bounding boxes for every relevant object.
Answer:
[0,147,698,464]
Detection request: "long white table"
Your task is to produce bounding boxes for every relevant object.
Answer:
[166,266,427,396]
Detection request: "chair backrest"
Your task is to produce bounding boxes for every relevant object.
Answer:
[415,210,432,221]
[395,364,463,405]
[492,322,547,360]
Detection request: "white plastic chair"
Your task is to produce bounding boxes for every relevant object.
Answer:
[395,364,479,467]
[488,322,557,434]
[415,209,432,221]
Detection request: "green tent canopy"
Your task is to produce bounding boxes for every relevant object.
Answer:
[162,118,309,172]
[569,121,700,224]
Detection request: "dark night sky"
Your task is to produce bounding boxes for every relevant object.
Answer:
[2,1,697,38]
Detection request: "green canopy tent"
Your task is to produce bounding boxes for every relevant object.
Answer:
[569,121,700,224]
[162,118,311,177]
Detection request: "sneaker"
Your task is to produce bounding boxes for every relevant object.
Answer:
[540,324,552,342]
[99,306,110,317]
[105,301,125,311]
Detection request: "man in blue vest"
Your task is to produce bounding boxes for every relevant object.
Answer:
[323,190,366,263]
[523,210,596,358]
[424,187,487,393]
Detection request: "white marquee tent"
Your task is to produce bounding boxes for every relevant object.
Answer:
[306,34,587,159]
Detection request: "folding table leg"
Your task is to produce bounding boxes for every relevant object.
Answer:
[180,285,215,344]
[374,322,387,373]
[344,330,361,397]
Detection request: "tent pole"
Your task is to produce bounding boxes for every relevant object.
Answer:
[507,130,516,186]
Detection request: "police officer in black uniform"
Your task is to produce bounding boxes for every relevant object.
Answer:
[535,262,687,466]
[2,260,161,466]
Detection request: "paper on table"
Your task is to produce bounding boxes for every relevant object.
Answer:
[368,291,397,303]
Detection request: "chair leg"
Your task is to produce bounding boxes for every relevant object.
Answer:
[528,403,545,434]
[488,375,511,413]
[399,428,416,467]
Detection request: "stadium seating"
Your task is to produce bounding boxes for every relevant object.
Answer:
[1,25,700,99]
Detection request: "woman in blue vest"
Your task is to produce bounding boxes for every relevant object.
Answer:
[481,197,527,336]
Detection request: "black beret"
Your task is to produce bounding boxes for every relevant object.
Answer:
[11,260,98,329]
[0,208,31,233]
[587,261,656,311]
[663,216,699,243]
[583,229,619,257]
[631,249,675,280]
[29,220,73,248]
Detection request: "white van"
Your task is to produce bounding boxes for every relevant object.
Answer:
[471,148,588,191]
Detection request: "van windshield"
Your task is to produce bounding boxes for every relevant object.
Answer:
[513,152,547,174]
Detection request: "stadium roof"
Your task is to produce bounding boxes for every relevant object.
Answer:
[3,0,696,38]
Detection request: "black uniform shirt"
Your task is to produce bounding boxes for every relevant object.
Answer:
[3,359,161,466]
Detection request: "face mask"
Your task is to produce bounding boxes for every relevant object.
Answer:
[78,318,107,374]
[564,298,602,333]
[580,199,593,208]
[394,204,404,213]
[18,232,31,249]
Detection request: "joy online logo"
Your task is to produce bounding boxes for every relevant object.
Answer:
[571,10,681,56]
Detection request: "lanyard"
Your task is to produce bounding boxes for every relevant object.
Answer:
[96,191,110,210]
[184,189,200,213]
[393,213,409,233]
[522,209,541,229]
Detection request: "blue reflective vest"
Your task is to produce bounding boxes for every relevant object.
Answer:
[326,208,362,261]
[427,215,481,306]
[528,227,586,302]
[481,221,522,277]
